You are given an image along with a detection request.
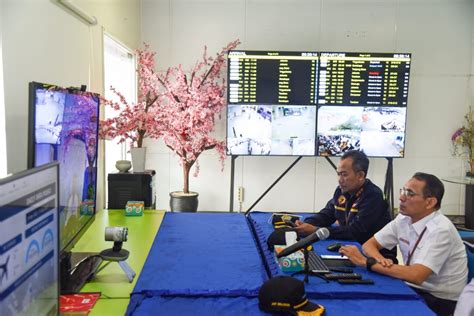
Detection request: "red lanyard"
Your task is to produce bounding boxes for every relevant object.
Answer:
[406,226,427,266]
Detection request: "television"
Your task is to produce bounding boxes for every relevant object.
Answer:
[27,82,101,293]
[226,51,411,157]
[0,162,59,316]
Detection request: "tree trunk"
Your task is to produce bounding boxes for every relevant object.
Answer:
[137,130,145,148]
[183,163,191,193]
[137,136,142,148]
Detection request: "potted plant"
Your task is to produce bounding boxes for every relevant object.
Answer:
[154,39,240,211]
[99,45,163,172]
[452,108,474,176]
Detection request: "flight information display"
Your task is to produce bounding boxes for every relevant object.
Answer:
[226,50,412,157]
[228,51,319,105]
[317,52,411,106]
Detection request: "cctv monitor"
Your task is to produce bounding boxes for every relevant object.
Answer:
[226,50,319,156]
[0,162,59,316]
[226,51,411,158]
[316,52,411,157]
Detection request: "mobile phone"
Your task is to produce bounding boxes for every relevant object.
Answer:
[283,219,297,227]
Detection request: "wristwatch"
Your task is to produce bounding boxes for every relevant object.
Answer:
[366,257,377,272]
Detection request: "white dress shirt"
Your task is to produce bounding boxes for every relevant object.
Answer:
[375,211,468,301]
[454,278,474,316]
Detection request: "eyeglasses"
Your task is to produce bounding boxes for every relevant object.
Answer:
[399,187,421,198]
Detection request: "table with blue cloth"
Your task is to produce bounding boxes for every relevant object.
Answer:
[249,212,424,300]
[126,212,434,315]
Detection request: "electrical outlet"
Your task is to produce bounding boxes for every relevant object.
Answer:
[345,30,368,38]
[238,186,244,203]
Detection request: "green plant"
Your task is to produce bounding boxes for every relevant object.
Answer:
[452,109,474,161]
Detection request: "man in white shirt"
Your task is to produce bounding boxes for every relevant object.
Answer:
[340,172,468,316]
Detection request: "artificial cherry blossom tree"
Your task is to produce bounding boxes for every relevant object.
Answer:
[154,40,240,194]
[99,45,162,148]
[100,40,240,194]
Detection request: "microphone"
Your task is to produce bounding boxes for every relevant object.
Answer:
[276,227,330,258]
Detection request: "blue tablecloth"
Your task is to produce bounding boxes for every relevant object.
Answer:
[126,212,432,315]
[130,296,434,316]
[248,211,419,300]
[127,213,269,315]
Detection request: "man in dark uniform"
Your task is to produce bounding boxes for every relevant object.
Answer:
[294,150,396,260]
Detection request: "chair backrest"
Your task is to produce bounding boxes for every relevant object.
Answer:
[464,240,474,252]
[459,232,474,281]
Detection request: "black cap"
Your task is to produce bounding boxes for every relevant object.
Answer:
[258,276,325,315]
[272,214,300,228]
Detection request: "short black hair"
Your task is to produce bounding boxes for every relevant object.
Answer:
[412,172,444,210]
[341,150,369,177]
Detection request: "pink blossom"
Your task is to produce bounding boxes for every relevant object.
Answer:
[100,39,241,193]
[99,44,164,148]
[452,128,463,142]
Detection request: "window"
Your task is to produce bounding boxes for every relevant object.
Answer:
[103,33,137,206]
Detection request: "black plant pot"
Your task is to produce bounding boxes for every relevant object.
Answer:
[169,191,199,212]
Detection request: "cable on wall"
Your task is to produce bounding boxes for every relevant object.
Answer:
[55,0,98,25]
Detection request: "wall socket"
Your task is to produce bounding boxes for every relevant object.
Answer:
[238,186,244,203]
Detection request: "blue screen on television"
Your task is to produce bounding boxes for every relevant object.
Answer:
[28,82,100,251]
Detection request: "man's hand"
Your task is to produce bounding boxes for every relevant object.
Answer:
[339,245,367,267]
[340,245,395,270]
[362,237,393,267]
[294,220,317,236]
[376,257,394,268]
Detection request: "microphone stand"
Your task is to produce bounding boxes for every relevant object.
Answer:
[290,245,313,284]
[303,245,311,283]
[291,245,328,284]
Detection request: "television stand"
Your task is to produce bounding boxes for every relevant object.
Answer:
[60,252,103,294]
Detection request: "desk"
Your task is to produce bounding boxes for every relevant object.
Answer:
[130,296,432,316]
[442,176,474,228]
[130,213,267,297]
[126,212,433,315]
[249,212,419,300]
[72,209,164,315]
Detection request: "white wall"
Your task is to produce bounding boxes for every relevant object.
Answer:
[2,0,473,215]
[2,0,140,209]
[141,0,474,215]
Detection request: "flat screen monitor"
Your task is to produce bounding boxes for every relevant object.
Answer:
[316,52,410,157]
[0,162,59,316]
[27,82,100,252]
[226,51,411,158]
[227,51,318,156]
